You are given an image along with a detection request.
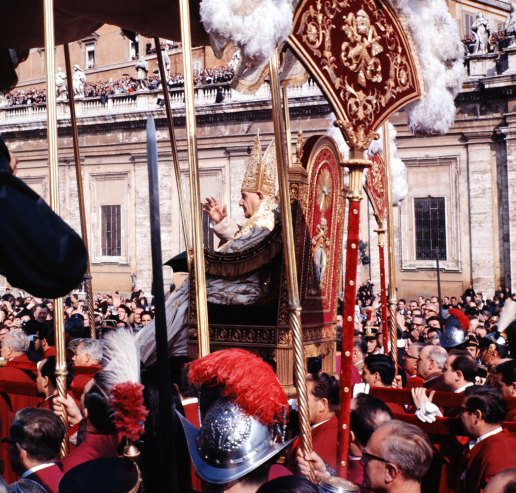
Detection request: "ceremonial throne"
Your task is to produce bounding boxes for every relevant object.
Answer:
[188,135,345,393]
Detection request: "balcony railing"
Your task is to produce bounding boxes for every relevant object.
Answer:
[0,80,323,124]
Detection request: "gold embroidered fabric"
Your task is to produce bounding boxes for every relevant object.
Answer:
[241,137,278,197]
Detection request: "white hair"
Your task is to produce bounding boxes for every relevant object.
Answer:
[76,338,103,363]
[426,345,448,370]
[4,330,29,353]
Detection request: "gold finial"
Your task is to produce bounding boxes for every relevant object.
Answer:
[124,443,141,460]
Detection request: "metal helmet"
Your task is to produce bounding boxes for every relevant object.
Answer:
[178,349,291,485]
[178,398,290,484]
[439,317,465,348]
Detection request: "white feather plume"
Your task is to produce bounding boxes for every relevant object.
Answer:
[389,0,465,134]
[97,329,140,391]
[326,115,352,190]
[498,299,516,334]
[200,0,293,64]
[326,114,350,161]
[367,124,408,205]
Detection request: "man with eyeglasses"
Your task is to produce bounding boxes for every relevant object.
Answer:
[403,343,424,388]
[361,420,433,493]
[409,316,426,343]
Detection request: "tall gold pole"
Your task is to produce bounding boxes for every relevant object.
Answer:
[43,0,69,455]
[383,122,398,371]
[63,44,96,339]
[178,0,210,357]
[154,38,192,258]
[269,50,313,464]
[282,86,293,167]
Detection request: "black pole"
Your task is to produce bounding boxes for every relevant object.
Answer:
[436,250,442,320]
[146,116,177,493]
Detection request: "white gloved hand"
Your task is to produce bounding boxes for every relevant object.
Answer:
[415,400,443,423]
[353,382,370,398]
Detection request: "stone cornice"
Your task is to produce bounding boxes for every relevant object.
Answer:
[478,0,512,11]
[461,129,497,143]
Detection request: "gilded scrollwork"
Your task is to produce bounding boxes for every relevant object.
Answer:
[341,10,383,88]
[278,328,293,345]
[336,119,377,152]
[369,154,384,197]
[289,182,300,202]
[291,0,420,151]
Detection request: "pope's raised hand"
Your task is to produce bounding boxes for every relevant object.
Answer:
[202,196,227,224]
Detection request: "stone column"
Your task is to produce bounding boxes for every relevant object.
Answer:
[463,130,499,297]
[503,116,516,293]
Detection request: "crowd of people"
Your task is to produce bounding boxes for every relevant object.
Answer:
[2,66,234,107]
[0,282,514,492]
[0,133,515,490]
[2,88,47,107]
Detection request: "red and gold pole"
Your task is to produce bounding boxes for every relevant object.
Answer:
[337,150,370,478]
[376,226,389,352]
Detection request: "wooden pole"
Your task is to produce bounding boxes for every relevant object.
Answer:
[63,44,96,339]
[154,37,192,258]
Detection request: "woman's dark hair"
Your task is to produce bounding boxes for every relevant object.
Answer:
[256,475,319,493]
[306,372,339,412]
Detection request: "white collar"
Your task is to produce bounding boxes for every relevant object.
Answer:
[454,382,474,393]
[21,462,57,479]
[312,417,332,430]
[469,426,503,449]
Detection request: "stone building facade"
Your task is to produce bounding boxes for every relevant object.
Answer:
[1,1,515,300]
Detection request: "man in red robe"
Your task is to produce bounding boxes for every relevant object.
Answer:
[459,385,516,493]
[70,338,102,400]
[0,330,39,482]
[288,372,340,473]
[8,408,65,493]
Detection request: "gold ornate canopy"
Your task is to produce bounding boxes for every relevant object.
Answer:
[289,0,422,151]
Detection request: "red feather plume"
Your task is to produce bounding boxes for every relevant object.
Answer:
[110,382,149,442]
[449,307,469,330]
[188,349,288,425]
